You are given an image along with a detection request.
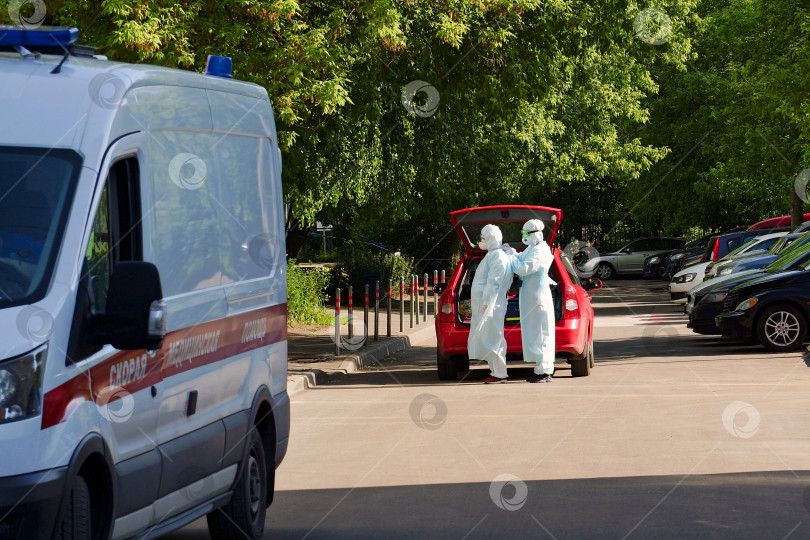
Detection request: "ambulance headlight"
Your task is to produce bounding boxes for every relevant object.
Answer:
[0,369,17,406]
[0,345,47,424]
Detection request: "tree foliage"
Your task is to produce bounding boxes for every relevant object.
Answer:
[630,0,810,234]
[4,0,747,256]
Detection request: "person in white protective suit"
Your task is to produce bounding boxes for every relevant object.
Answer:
[508,219,556,383]
[468,224,513,383]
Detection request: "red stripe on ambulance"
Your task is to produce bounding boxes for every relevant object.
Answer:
[41,303,287,430]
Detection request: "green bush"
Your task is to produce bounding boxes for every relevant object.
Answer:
[286,260,333,325]
[327,251,416,301]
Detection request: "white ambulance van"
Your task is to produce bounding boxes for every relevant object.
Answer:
[0,26,289,540]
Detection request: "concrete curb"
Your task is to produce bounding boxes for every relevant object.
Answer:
[288,323,435,395]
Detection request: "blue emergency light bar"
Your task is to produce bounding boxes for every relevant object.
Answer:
[0,25,79,47]
[205,55,233,78]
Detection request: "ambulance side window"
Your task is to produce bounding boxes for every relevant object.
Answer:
[87,183,111,311]
[86,158,141,313]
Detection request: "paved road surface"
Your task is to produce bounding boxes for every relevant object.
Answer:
[165,280,810,539]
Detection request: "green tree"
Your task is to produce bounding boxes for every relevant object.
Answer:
[629,1,810,233]
[6,0,699,257]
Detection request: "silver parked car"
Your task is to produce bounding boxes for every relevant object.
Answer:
[596,237,686,279]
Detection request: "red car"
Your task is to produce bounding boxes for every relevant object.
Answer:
[434,205,602,380]
[748,214,810,230]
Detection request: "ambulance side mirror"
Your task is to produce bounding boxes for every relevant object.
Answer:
[91,262,167,351]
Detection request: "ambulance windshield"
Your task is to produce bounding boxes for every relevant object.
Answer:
[0,147,81,308]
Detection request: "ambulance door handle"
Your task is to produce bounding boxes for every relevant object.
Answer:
[151,386,157,398]
[186,390,198,416]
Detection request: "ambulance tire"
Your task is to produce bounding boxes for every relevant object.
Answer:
[55,475,91,540]
[207,430,267,540]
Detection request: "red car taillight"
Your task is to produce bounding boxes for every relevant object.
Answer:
[711,239,720,260]
[439,290,456,322]
[561,284,579,319]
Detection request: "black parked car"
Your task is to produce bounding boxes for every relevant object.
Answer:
[686,243,810,335]
[662,234,716,279]
[642,251,678,280]
[716,260,810,351]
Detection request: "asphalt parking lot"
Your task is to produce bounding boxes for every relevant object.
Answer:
[167,279,810,539]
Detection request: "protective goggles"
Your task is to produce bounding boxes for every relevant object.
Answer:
[521,229,540,238]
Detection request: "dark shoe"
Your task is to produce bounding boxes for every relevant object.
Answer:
[526,373,552,383]
[483,375,507,384]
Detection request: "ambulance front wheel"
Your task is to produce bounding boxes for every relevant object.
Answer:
[54,475,91,540]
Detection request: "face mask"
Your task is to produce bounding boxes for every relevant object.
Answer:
[478,239,488,250]
[522,236,530,246]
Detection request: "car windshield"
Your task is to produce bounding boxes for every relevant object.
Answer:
[772,231,810,255]
[0,146,81,308]
[460,221,546,249]
[726,238,759,257]
[701,236,719,261]
[766,242,810,272]
[684,234,710,249]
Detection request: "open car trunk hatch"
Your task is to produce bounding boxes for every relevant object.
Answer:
[450,205,562,254]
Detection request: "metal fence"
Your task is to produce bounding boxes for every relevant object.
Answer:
[558,223,711,253]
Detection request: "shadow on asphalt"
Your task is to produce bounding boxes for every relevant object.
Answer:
[304,279,807,388]
[164,471,809,539]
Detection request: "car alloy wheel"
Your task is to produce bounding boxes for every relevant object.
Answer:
[764,311,801,347]
[757,305,807,352]
[596,263,614,280]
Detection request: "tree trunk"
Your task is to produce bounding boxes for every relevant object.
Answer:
[791,187,803,230]
[285,216,310,259]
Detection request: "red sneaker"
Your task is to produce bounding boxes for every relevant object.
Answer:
[483,376,507,384]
